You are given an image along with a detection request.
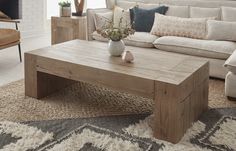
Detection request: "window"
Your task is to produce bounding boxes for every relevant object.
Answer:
[47,0,106,19]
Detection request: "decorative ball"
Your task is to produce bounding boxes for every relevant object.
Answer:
[122,51,134,63]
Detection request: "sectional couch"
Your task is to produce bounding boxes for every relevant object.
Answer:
[87,0,236,79]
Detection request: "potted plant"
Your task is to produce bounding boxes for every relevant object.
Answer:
[98,17,135,56]
[59,1,71,17]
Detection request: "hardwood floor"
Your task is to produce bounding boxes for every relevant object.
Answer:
[0,34,51,86]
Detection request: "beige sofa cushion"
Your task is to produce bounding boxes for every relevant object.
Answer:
[190,7,221,20]
[222,7,236,22]
[153,36,236,59]
[116,1,159,9]
[92,31,158,48]
[207,20,236,42]
[0,29,20,46]
[224,50,236,74]
[151,14,208,39]
[162,5,189,18]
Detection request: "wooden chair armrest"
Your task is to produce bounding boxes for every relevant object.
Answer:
[0,19,20,23]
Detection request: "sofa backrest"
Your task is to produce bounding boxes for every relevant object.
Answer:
[106,0,236,9]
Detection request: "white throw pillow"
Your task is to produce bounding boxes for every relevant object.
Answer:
[113,6,131,28]
[161,5,189,18]
[222,7,236,22]
[151,13,209,39]
[224,50,236,74]
[94,12,113,31]
[207,20,236,42]
[190,7,221,20]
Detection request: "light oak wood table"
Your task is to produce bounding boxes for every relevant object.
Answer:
[25,40,209,143]
[51,16,87,45]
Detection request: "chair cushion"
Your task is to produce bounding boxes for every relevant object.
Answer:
[92,31,158,48]
[225,50,236,74]
[0,29,20,46]
[153,36,236,59]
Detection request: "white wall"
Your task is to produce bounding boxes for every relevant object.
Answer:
[0,0,47,38]
[19,0,47,38]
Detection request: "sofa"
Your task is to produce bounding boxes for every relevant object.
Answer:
[87,0,236,79]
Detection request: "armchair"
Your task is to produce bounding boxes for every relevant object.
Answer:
[0,19,22,62]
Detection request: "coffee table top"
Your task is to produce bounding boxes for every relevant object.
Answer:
[27,40,208,85]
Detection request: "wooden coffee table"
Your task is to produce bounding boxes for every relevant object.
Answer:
[25,40,209,143]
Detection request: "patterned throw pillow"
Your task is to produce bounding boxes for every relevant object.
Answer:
[0,11,10,19]
[151,14,210,39]
[113,6,131,28]
[94,12,113,31]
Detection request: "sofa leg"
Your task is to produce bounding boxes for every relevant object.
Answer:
[18,44,22,62]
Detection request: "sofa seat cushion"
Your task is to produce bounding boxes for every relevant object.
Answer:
[0,29,20,46]
[224,50,236,74]
[153,36,236,59]
[92,31,158,48]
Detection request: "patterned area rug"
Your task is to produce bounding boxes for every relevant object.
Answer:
[0,108,235,151]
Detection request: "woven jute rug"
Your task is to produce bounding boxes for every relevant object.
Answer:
[0,79,235,122]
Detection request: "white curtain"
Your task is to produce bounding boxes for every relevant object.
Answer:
[47,0,106,19]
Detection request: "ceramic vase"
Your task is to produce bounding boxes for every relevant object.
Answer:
[122,51,134,63]
[108,40,125,56]
[60,7,71,17]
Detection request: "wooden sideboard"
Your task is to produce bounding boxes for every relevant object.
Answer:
[51,16,87,45]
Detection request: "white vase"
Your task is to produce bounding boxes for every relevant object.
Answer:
[108,40,125,56]
[60,7,71,17]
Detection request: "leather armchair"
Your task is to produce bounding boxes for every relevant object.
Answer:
[0,19,22,62]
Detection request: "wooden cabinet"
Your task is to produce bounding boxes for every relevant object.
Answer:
[51,16,87,45]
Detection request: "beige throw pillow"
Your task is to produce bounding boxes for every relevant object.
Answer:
[222,7,236,22]
[190,7,221,20]
[151,14,209,39]
[207,20,236,42]
[113,6,131,28]
[0,11,10,19]
[94,12,113,31]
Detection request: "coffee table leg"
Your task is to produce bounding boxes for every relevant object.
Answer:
[25,53,75,99]
[153,78,208,143]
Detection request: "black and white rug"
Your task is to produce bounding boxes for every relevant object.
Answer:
[0,108,235,151]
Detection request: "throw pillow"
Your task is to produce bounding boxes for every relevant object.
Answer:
[206,20,236,42]
[113,6,131,28]
[94,12,113,31]
[222,7,236,22]
[151,14,210,39]
[190,7,221,20]
[131,6,168,32]
[0,11,10,19]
